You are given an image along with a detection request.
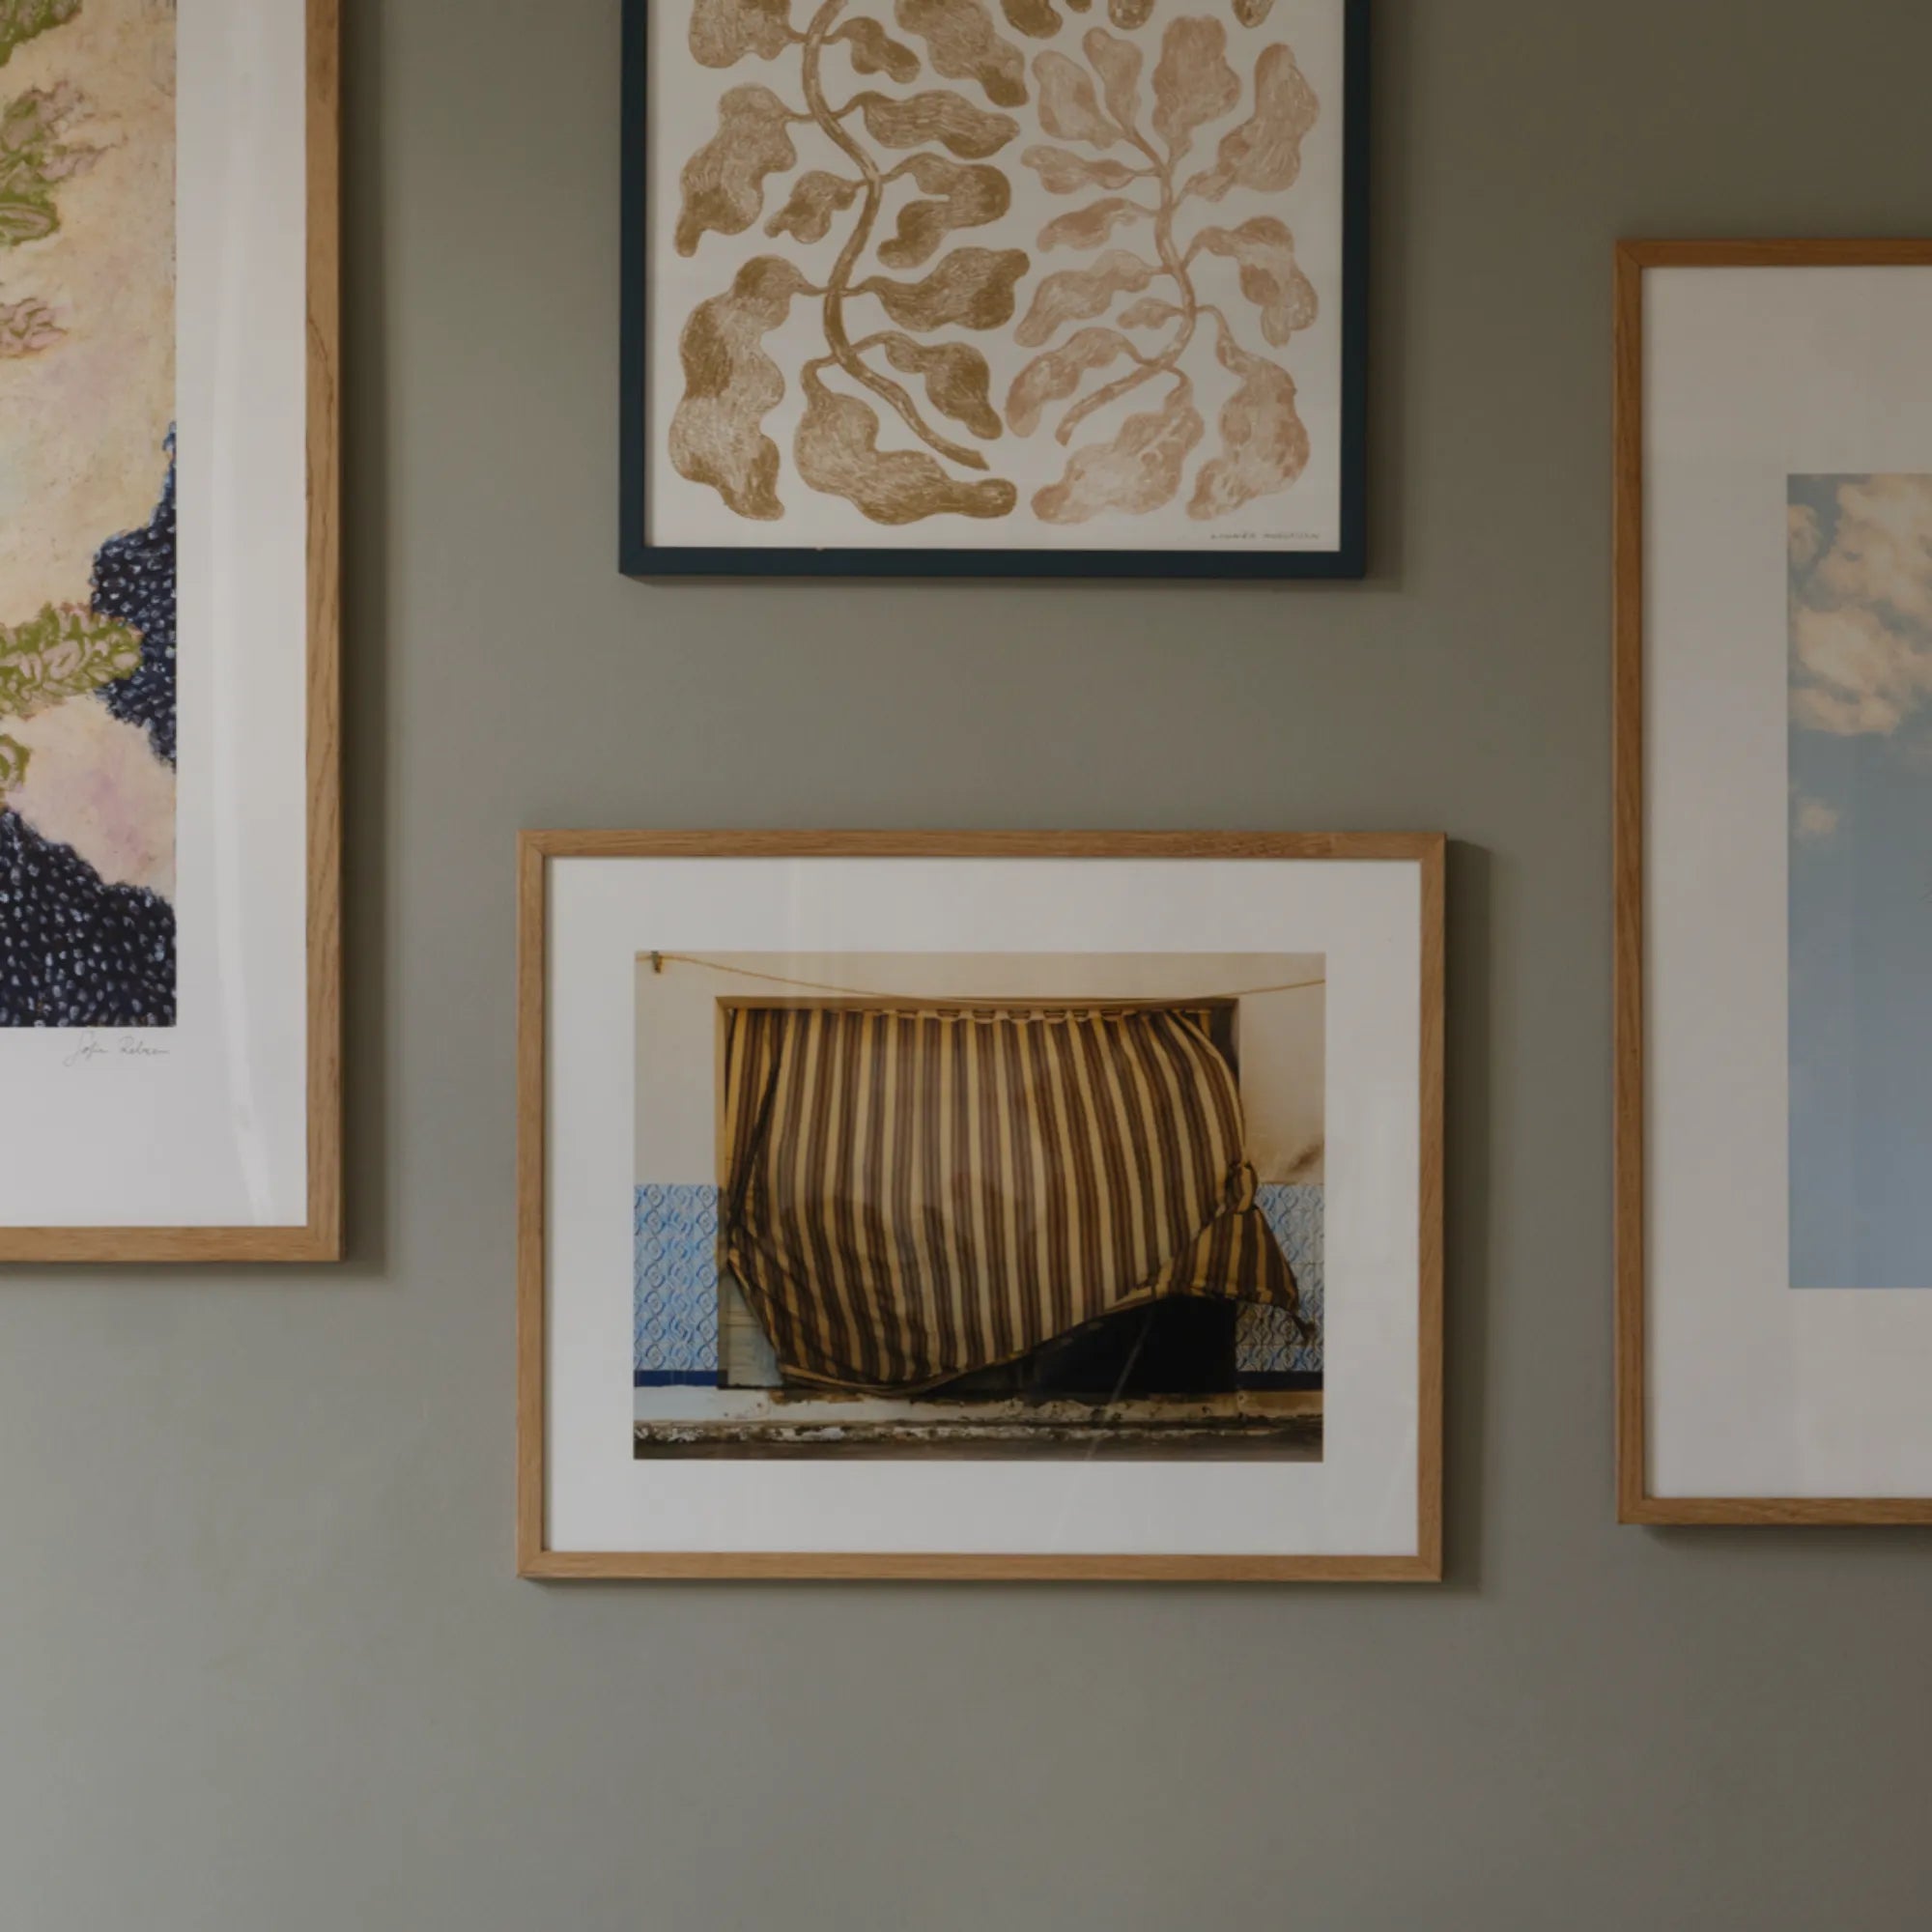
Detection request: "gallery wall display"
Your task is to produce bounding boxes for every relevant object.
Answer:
[0,0,341,1262]
[519,831,1441,1580]
[620,0,1368,579]
[1615,239,1932,1523]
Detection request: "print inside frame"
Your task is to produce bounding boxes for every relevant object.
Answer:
[520,832,1443,1581]
[0,0,341,1263]
[620,0,1369,579]
[1614,239,1932,1524]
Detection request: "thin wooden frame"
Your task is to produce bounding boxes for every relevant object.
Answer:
[0,0,343,1265]
[618,0,1371,582]
[518,830,1444,1580]
[1613,239,1932,1525]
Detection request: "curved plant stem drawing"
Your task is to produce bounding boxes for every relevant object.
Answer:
[672,0,1026,523]
[799,0,986,469]
[1009,16,1321,523]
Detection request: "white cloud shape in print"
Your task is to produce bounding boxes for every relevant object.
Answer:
[1792,792,1843,844]
[1792,475,1932,738]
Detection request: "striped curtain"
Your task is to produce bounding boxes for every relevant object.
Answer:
[721,1004,1304,1395]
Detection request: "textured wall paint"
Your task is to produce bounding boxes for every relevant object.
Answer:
[3,2,1932,1926]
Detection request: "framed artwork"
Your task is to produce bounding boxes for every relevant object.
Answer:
[0,0,341,1263]
[620,0,1368,579]
[519,831,1442,1580]
[1615,239,1932,1523]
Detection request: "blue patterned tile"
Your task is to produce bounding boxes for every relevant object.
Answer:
[635,1184,720,1378]
[1238,1184,1324,1376]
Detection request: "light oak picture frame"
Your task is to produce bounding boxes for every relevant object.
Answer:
[1614,239,1932,1524]
[0,0,343,1264]
[518,830,1444,1581]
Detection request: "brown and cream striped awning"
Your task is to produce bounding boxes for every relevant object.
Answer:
[721,1003,1302,1395]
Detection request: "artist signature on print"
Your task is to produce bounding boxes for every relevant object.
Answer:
[63,1034,171,1069]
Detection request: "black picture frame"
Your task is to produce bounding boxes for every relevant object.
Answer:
[620,0,1370,582]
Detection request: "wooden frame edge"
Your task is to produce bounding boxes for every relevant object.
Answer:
[1614,238,1932,1525]
[515,830,1444,1581]
[0,0,342,1268]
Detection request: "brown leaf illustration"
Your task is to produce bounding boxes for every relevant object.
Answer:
[872,333,1003,439]
[1108,0,1154,26]
[877,154,1009,269]
[1037,194,1149,252]
[1083,28,1143,131]
[998,0,1063,36]
[1187,42,1318,200]
[1021,144,1141,192]
[1192,214,1316,344]
[895,0,1027,107]
[1188,328,1307,519]
[1033,51,1121,147]
[856,246,1030,329]
[1013,248,1157,346]
[830,17,922,82]
[1231,0,1275,23]
[853,89,1019,158]
[1033,378,1204,523]
[689,0,795,68]
[668,257,815,520]
[675,85,799,255]
[796,366,1017,523]
[1118,295,1182,328]
[765,169,863,242]
[1151,16,1239,158]
[1006,327,1136,435]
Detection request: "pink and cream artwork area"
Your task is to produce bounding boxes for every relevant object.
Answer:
[0,0,338,1259]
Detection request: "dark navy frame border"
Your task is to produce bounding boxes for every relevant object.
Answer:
[619,0,1371,582]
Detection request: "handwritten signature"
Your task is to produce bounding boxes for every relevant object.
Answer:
[63,1034,171,1069]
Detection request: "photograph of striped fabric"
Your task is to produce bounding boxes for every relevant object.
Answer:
[721,1003,1306,1395]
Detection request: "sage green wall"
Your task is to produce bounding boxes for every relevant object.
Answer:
[5,1,1931,1925]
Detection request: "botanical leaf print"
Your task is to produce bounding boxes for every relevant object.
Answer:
[1082,28,1143,133]
[1191,214,1316,344]
[794,365,1016,522]
[852,88,1019,157]
[876,154,1009,269]
[856,245,1029,329]
[668,257,815,520]
[830,16,922,80]
[1037,195,1150,252]
[1013,248,1156,346]
[675,85,799,255]
[997,0,1063,40]
[0,732,25,792]
[1021,144,1139,192]
[690,0,796,67]
[1187,324,1307,518]
[664,0,1327,532]
[1033,378,1204,522]
[1186,42,1317,201]
[1118,295,1181,329]
[765,168,863,242]
[1151,16,1238,158]
[1006,327,1136,435]
[1033,50,1120,146]
[870,334,1003,439]
[894,0,1027,107]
